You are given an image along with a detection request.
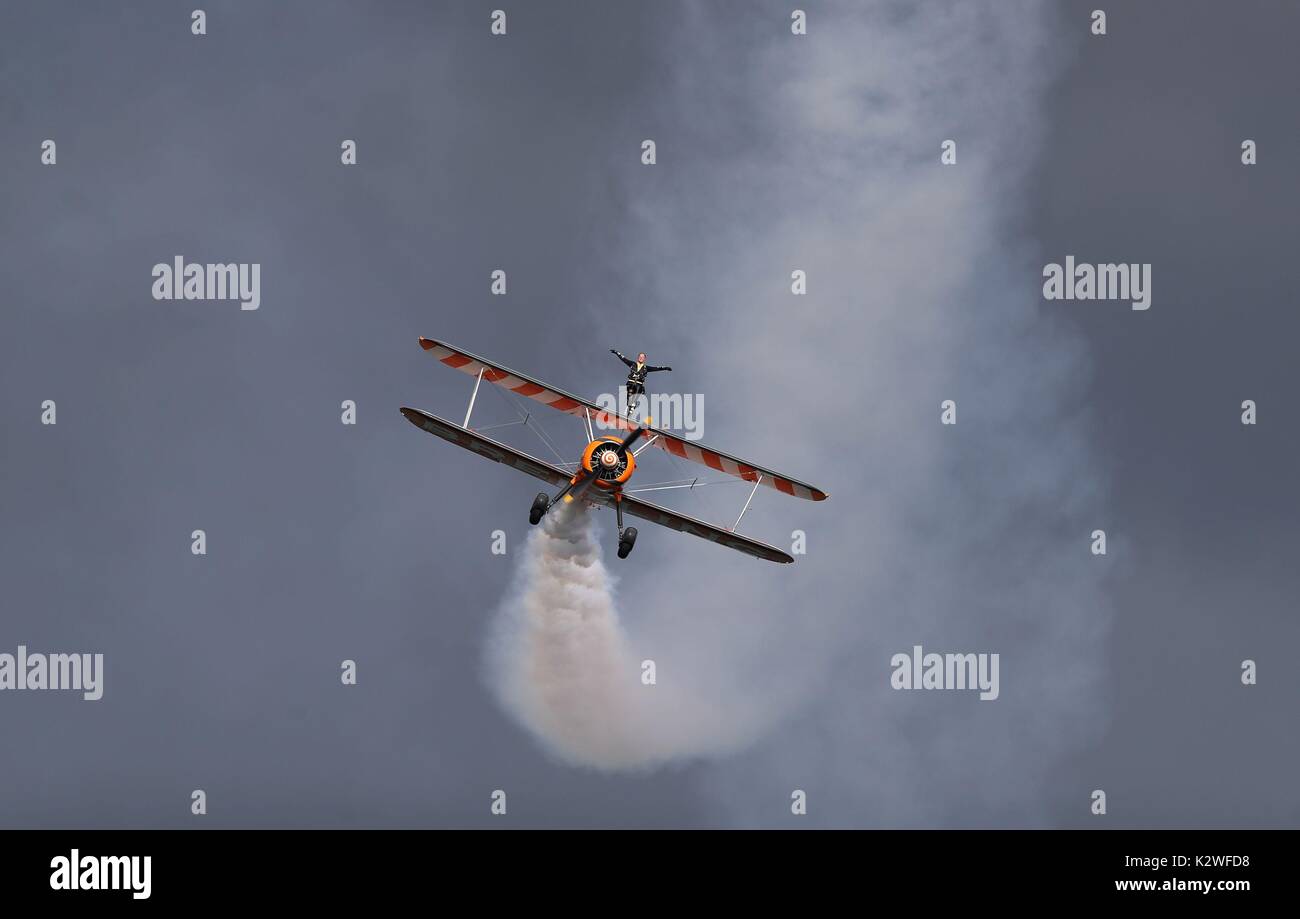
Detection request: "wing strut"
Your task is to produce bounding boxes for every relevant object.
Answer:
[633,433,659,456]
[463,368,485,429]
[732,475,763,532]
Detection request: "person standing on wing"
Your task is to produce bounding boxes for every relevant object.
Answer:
[610,348,672,417]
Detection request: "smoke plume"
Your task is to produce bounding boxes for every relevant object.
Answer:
[487,501,768,770]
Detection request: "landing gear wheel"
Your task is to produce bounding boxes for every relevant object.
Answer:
[528,492,549,525]
[617,526,638,559]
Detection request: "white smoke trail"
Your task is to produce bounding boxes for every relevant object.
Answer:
[487,501,767,770]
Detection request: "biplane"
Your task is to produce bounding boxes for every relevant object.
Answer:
[400,338,828,563]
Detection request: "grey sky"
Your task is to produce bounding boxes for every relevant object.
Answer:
[1,1,1296,828]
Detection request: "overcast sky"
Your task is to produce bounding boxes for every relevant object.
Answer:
[1,1,1296,828]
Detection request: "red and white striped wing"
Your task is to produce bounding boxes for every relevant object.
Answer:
[418,338,828,502]
[419,337,627,430]
[650,437,826,501]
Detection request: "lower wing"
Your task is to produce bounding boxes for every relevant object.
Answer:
[400,407,570,490]
[400,407,793,563]
[612,492,794,564]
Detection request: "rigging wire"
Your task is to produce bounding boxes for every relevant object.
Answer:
[485,379,570,466]
[476,375,745,525]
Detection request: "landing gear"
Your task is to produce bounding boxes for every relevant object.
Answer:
[528,492,549,525]
[615,494,636,558]
[617,526,638,559]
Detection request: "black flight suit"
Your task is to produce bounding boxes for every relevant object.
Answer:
[611,349,672,415]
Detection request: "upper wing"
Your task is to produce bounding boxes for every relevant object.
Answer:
[418,337,828,502]
[400,407,570,489]
[400,406,792,563]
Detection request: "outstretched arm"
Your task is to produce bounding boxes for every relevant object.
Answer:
[645,364,673,373]
[610,349,634,368]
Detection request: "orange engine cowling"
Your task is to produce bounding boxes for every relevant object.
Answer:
[581,437,636,488]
